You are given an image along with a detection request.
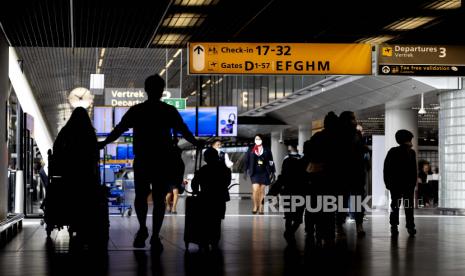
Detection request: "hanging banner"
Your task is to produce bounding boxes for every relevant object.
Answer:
[188,42,372,75]
[378,44,465,76]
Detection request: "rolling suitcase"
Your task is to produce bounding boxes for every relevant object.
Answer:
[184,146,206,250]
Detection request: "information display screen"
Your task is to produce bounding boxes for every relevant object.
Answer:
[94,106,113,135]
[218,106,237,137]
[178,108,197,136]
[198,107,217,137]
[128,144,134,159]
[100,143,117,159]
[114,107,133,135]
[116,144,128,160]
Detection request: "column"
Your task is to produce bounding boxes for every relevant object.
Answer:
[439,87,465,209]
[376,100,418,209]
[298,124,311,155]
[0,32,9,220]
[271,131,287,176]
[385,100,419,153]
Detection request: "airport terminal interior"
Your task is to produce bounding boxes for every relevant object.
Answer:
[1,0,465,275]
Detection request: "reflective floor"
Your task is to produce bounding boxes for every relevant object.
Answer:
[1,199,464,276]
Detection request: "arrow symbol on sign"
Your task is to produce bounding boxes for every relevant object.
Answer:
[194,46,204,54]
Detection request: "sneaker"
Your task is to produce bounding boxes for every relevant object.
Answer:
[133,227,149,248]
[356,223,366,237]
[150,236,164,253]
[407,228,417,236]
[391,226,399,236]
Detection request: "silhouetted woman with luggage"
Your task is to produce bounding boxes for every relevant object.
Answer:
[50,107,108,247]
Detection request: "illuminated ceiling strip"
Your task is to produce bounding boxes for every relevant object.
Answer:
[357,35,395,44]
[384,17,436,31]
[425,0,461,9]
[174,0,219,6]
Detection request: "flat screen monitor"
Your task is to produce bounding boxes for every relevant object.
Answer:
[114,107,133,135]
[178,108,196,136]
[94,106,113,135]
[128,144,134,159]
[218,106,237,137]
[102,143,117,160]
[116,144,128,160]
[198,107,217,137]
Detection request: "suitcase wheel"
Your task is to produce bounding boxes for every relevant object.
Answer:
[127,209,132,217]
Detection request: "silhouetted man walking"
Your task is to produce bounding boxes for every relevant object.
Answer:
[99,74,201,251]
[384,129,417,236]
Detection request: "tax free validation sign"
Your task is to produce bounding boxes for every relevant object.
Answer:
[188,43,372,75]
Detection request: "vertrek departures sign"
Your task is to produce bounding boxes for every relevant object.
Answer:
[188,42,372,75]
[105,88,147,106]
[378,44,465,76]
[105,88,181,106]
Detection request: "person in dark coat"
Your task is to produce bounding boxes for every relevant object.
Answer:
[268,143,306,245]
[244,134,275,214]
[52,107,105,244]
[336,111,368,237]
[384,129,417,236]
[191,147,231,250]
[304,112,339,245]
[98,74,202,251]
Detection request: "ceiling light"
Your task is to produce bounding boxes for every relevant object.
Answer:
[190,90,197,95]
[418,93,427,115]
[160,68,166,75]
[100,48,106,58]
[384,17,436,31]
[174,0,219,6]
[98,58,103,67]
[153,34,189,45]
[163,13,206,28]
[356,35,395,44]
[425,0,461,9]
[166,59,174,68]
[173,49,182,58]
[202,83,207,88]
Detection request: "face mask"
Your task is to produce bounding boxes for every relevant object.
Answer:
[255,139,262,146]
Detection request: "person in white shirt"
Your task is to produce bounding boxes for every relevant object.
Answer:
[211,139,234,169]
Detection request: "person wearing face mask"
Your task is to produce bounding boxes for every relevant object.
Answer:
[211,139,234,169]
[244,134,275,214]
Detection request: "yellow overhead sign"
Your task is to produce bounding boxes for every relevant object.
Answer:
[188,43,372,75]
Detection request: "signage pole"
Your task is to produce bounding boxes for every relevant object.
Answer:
[196,76,202,137]
[180,49,183,94]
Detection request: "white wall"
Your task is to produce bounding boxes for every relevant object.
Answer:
[372,135,388,209]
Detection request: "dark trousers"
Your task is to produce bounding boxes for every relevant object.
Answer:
[305,195,335,240]
[390,191,415,229]
[134,160,169,237]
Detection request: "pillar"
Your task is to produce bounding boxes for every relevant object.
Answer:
[298,124,311,155]
[271,131,287,176]
[0,32,9,220]
[438,87,465,209]
[385,100,419,154]
[375,100,418,209]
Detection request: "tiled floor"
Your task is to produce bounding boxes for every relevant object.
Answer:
[1,199,464,276]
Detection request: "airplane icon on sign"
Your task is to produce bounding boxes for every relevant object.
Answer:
[382,47,393,57]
